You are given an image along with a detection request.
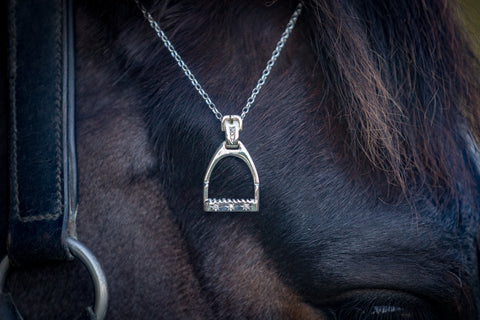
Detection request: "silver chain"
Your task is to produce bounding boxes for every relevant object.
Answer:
[135,1,303,121]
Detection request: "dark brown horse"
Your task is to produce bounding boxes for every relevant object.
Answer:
[1,0,480,319]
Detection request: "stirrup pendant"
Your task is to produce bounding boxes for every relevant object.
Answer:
[203,115,259,212]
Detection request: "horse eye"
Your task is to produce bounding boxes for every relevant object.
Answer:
[370,305,414,319]
[323,291,442,320]
[334,304,429,320]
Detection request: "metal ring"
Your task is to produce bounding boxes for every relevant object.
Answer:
[0,255,9,293]
[67,237,109,320]
[0,238,108,320]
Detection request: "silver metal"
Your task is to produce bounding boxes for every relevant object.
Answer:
[0,256,8,292]
[203,139,260,212]
[0,238,108,320]
[135,0,303,121]
[221,115,242,149]
[67,237,108,320]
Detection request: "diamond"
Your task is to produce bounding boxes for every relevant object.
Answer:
[241,203,250,211]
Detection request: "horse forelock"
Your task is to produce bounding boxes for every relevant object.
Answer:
[304,0,480,204]
[107,0,480,208]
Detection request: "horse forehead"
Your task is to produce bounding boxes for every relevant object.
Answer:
[131,0,471,261]
[76,0,479,312]
[116,0,472,242]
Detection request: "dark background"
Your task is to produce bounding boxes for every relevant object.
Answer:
[460,0,480,56]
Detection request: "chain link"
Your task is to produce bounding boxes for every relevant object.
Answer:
[135,0,302,121]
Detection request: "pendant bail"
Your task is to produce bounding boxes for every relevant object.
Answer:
[221,115,243,149]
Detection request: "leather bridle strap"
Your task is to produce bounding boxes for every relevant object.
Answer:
[8,0,77,265]
[2,0,108,319]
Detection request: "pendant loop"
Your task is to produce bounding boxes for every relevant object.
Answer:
[203,115,259,212]
[221,115,242,149]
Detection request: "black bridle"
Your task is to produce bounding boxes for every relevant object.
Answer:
[1,0,108,319]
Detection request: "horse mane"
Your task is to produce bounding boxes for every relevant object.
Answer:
[302,0,480,202]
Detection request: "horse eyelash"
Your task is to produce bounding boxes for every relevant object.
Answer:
[329,299,435,320]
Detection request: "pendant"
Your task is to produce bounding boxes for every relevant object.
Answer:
[203,115,259,212]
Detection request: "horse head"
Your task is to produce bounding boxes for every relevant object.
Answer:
[3,0,480,319]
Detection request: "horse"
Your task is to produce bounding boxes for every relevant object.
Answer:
[1,0,480,319]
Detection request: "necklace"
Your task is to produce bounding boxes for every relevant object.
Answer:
[136,1,303,212]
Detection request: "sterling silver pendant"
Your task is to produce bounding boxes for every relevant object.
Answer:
[203,115,259,212]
